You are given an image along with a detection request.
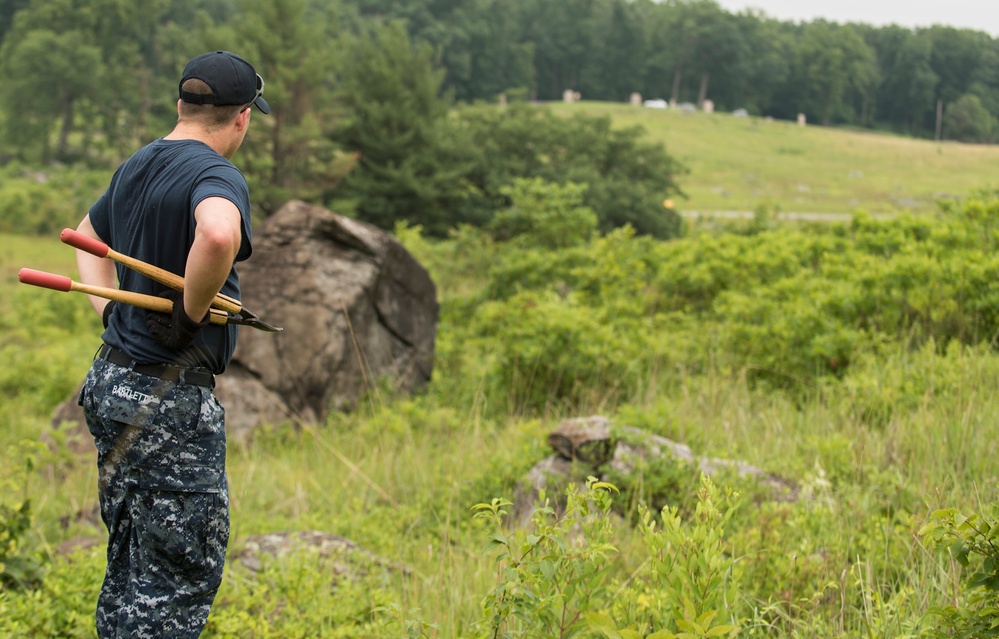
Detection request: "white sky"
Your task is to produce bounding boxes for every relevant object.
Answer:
[713,0,999,37]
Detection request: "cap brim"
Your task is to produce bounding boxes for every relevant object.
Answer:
[254,96,270,114]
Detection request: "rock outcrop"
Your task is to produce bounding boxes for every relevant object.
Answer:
[512,415,800,525]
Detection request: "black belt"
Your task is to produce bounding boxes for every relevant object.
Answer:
[97,344,215,389]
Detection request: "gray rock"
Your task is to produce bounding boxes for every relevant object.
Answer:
[218,200,439,441]
[511,416,800,524]
[547,415,615,466]
[234,530,409,577]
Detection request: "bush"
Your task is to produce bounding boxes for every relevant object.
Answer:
[450,102,686,238]
[472,290,653,413]
[205,551,395,638]
[0,442,50,591]
[944,94,996,143]
[0,546,101,638]
[489,178,598,250]
[920,493,999,637]
[597,475,744,638]
[0,166,105,235]
[472,477,620,638]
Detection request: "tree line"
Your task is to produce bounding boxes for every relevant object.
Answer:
[386,0,999,141]
[1,0,997,237]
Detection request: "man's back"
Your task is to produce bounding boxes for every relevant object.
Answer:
[91,138,252,372]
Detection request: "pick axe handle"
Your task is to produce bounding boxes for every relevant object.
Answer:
[60,228,243,315]
[18,268,227,326]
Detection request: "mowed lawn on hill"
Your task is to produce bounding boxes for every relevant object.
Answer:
[551,101,999,217]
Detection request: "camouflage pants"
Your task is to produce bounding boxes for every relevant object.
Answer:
[79,356,229,638]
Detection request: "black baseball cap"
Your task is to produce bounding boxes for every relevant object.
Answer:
[179,50,270,114]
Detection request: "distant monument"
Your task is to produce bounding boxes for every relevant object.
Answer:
[562,89,581,103]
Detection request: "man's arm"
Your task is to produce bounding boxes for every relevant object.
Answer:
[75,215,117,316]
[183,196,242,322]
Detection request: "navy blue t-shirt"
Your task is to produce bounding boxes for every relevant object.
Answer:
[89,138,253,374]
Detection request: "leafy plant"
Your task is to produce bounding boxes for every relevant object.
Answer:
[0,442,49,590]
[587,475,742,638]
[0,545,102,638]
[489,178,598,250]
[920,495,999,637]
[0,166,105,235]
[472,477,620,639]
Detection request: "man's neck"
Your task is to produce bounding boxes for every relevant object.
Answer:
[164,122,231,158]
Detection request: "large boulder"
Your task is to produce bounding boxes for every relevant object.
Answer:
[52,200,439,445]
[215,200,439,439]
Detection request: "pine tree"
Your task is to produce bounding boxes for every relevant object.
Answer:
[331,20,475,235]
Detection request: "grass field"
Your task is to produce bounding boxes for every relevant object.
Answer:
[550,101,999,216]
[6,227,998,637]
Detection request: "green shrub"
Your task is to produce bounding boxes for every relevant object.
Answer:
[205,551,395,638]
[0,499,43,590]
[920,493,999,638]
[0,547,102,638]
[472,290,653,413]
[0,166,105,235]
[590,475,743,639]
[0,288,96,409]
[0,441,49,592]
[602,446,701,523]
[472,477,619,638]
[489,178,598,250]
[451,193,999,411]
[450,102,686,238]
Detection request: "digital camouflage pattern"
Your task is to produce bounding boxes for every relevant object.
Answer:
[79,356,229,638]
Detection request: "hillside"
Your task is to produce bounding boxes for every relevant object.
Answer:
[551,101,999,217]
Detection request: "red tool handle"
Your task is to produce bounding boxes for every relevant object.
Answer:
[59,228,110,258]
[18,268,228,325]
[18,268,73,292]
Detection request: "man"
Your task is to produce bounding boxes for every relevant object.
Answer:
[74,50,269,638]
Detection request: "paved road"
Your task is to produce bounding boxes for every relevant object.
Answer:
[680,210,896,222]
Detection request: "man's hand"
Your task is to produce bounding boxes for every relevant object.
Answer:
[146,290,209,350]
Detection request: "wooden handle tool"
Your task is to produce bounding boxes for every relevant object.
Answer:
[59,228,243,315]
[18,268,228,326]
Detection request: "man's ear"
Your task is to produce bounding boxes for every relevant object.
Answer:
[235,108,251,132]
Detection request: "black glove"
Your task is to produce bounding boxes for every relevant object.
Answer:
[102,301,117,329]
[146,290,209,350]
